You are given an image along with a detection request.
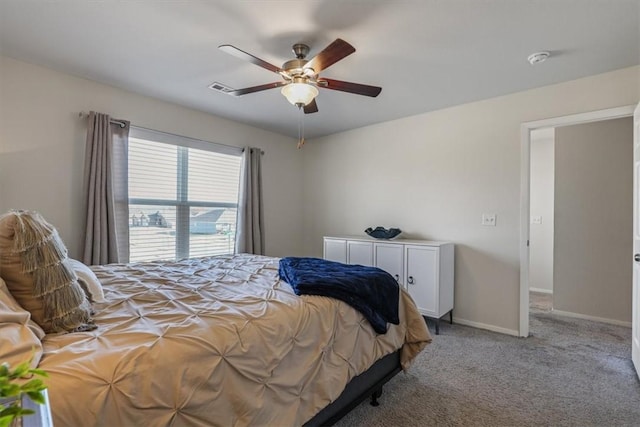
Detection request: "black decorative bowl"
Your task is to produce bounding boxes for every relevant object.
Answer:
[364,227,402,240]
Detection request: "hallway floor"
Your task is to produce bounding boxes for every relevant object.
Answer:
[530,291,552,312]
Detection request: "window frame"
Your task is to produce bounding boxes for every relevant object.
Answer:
[128,127,243,260]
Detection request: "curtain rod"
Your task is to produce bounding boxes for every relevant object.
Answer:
[242,147,265,155]
[78,111,126,128]
[80,112,264,154]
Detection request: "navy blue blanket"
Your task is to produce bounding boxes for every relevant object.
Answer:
[278,257,399,334]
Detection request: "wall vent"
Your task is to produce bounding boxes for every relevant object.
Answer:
[208,82,235,94]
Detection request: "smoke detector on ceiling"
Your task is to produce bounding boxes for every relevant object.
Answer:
[527,51,550,65]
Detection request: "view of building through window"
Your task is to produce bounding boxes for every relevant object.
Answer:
[128,136,242,262]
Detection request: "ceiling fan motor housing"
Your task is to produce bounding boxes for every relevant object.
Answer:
[282,58,313,78]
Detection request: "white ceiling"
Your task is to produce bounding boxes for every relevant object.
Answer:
[1,0,638,139]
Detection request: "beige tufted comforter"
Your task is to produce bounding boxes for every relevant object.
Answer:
[38,254,431,427]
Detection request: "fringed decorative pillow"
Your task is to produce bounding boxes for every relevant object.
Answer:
[0,210,96,333]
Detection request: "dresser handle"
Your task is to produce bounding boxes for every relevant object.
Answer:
[408,276,414,285]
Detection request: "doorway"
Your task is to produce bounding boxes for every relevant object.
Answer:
[519,105,636,337]
[529,127,555,313]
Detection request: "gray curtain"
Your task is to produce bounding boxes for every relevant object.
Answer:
[82,111,130,265]
[235,147,264,255]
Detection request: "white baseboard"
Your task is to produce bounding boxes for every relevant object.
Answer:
[529,287,553,295]
[451,310,630,338]
[551,309,631,328]
[452,317,519,337]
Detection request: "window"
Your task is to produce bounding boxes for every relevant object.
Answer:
[128,128,242,262]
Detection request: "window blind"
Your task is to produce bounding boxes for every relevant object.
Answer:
[127,129,242,262]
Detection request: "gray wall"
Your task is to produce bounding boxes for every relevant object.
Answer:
[554,117,633,323]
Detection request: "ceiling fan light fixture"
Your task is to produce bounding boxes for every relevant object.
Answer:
[281,83,318,106]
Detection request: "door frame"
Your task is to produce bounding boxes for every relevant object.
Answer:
[519,105,636,337]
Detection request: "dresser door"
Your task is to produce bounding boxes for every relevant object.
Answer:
[405,245,439,317]
[323,238,347,263]
[347,241,374,266]
[374,243,404,285]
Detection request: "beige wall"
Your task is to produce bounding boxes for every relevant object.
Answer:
[1,54,638,334]
[529,128,555,294]
[0,56,304,259]
[553,117,633,323]
[301,66,640,334]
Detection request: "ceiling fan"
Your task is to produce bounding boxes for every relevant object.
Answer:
[218,38,382,114]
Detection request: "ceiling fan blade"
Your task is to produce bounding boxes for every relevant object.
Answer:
[219,44,283,74]
[320,78,382,97]
[228,81,287,96]
[303,39,355,74]
[304,98,319,114]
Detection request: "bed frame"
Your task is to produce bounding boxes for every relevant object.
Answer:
[304,350,402,426]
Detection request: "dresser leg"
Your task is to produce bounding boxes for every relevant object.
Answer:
[449,310,453,324]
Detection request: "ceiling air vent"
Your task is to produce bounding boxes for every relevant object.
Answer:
[208,82,236,94]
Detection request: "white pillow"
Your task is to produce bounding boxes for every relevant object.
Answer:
[68,259,106,303]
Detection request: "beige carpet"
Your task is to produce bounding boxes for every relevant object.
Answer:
[335,311,640,426]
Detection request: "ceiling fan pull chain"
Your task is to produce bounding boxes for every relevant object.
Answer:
[297,105,306,149]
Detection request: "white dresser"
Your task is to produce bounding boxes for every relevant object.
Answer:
[323,236,454,334]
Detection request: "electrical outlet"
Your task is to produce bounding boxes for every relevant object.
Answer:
[482,213,497,226]
[531,216,543,225]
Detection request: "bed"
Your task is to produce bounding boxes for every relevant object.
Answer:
[3,253,431,426]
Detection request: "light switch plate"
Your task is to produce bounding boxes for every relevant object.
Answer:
[482,213,497,226]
